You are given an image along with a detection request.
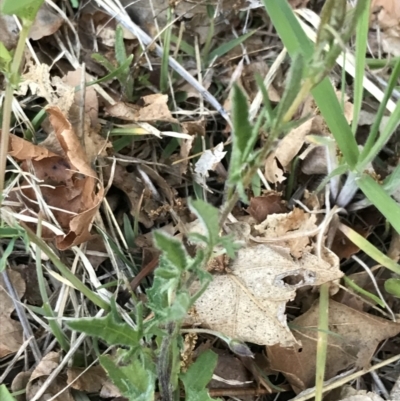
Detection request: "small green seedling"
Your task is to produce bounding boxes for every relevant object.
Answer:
[92,25,135,101]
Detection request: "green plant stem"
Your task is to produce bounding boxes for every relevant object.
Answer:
[0,21,32,197]
[315,282,330,401]
[282,78,314,124]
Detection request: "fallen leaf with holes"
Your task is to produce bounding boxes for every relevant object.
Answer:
[194,143,226,189]
[0,270,25,358]
[17,62,75,115]
[267,300,400,393]
[187,243,341,347]
[7,106,104,250]
[252,208,318,259]
[26,352,74,401]
[106,94,178,123]
[67,365,107,393]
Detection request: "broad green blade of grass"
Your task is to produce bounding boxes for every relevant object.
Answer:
[170,34,195,57]
[160,6,173,93]
[357,174,400,234]
[261,0,359,168]
[351,0,371,133]
[385,278,400,298]
[339,223,400,274]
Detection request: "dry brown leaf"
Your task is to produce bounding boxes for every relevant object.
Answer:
[106,94,178,123]
[100,380,122,398]
[0,12,18,49]
[8,107,104,250]
[30,4,63,40]
[26,352,73,401]
[0,270,25,358]
[188,243,341,347]
[267,300,400,393]
[247,192,287,224]
[253,208,317,258]
[67,365,107,392]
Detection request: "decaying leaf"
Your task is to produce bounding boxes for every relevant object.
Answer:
[26,352,74,401]
[194,143,226,188]
[7,106,104,250]
[30,4,64,41]
[67,365,108,393]
[267,300,400,392]
[253,208,318,258]
[188,243,341,347]
[0,270,25,358]
[106,94,178,123]
[17,62,75,115]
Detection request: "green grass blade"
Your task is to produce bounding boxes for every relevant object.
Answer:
[357,174,400,234]
[351,0,371,134]
[261,0,359,168]
[208,30,257,63]
[339,222,400,274]
[115,25,127,66]
[343,276,385,307]
[358,60,400,168]
[0,385,16,401]
[160,7,173,93]
[88,55,133,87]
[170,34,195,57]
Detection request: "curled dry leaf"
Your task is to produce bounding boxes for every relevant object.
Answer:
[188,241,341,347]
[0,270,25,358]
[26,352,74,401]
[267,300,400,393]
[265,117,322,183]
[8,107,104,250]
[106,94,178,123]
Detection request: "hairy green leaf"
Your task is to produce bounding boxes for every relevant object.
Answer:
[100,354,155,401]
[189,199,220,248]
[67,313,139,348]
[181,350,220,401]
[154,231,188,271]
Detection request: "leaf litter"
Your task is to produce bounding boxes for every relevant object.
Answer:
[2,0,400,400]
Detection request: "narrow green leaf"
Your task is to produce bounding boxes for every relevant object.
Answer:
[351,0,371,133]
[0,385,16,401]
[89,55,133,87]
[343,276,385,307]
[0,42,12,73]
[383,164,400,194]
[181,350,218,392]
[67,313,139,347]
[115,25,127,66]
[153,231,188,271]
[339,223,400,275]
[160,6,173,93]
[357,174,400,234]
[359,79,400,169]
[273,52,304,127]
[189,199,220,247]
[384,278,400,298]
[229,84,253,180]
[208,30,256,62]
[91,53,115,73]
